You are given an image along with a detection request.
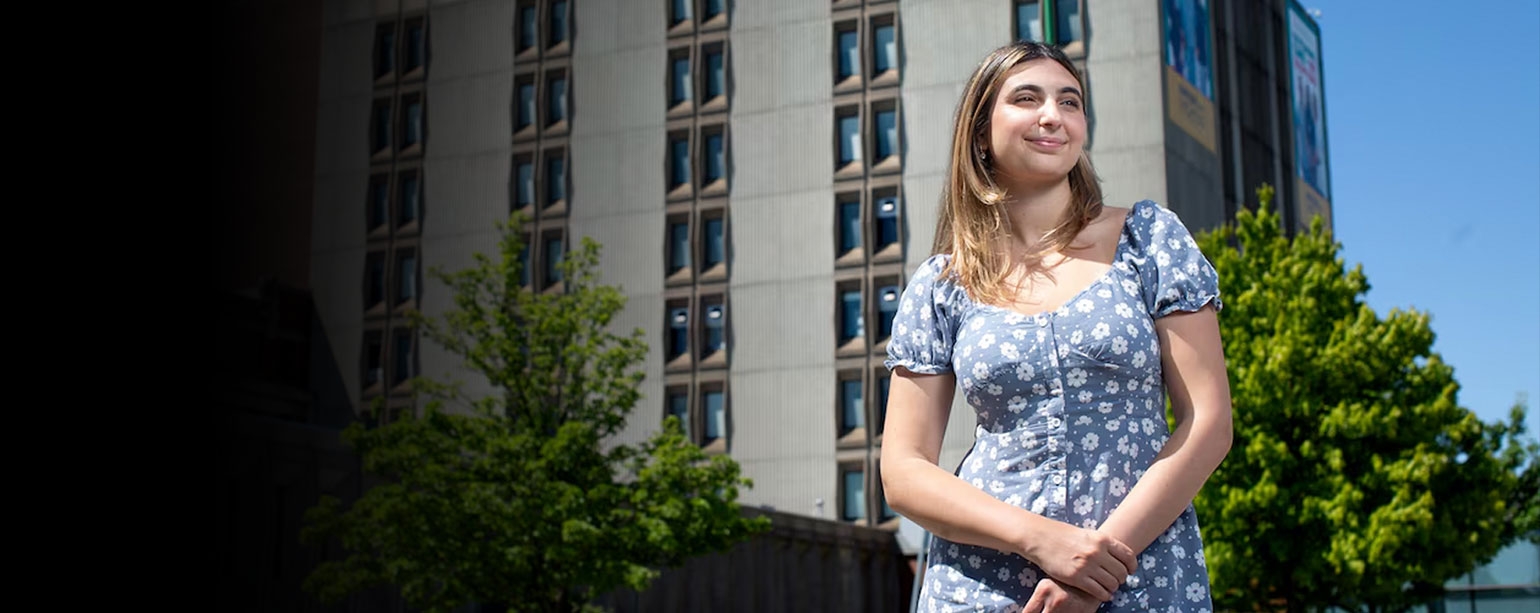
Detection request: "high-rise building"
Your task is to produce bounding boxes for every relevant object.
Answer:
[309,0,1333,534]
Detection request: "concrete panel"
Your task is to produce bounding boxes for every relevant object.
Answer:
[1083,56,1166,150]
[1084,0,1163,61]
[568,127,665,220]
[902,173,945,270]
[425,0,515,81]
[313,95,371,177]
[572,47,665,134]
[774,103,836,195]
[573,0,618,58]
[420,152,512,240]
[726,111,776,200]
[734,0,826,32]
[571,209,666,301]
[774,18,830,109]
[425,72,513,157]
[309,247,367,410]
[730,367,837,462]
[324,0,374,28]
[735,457,837,520]
[311,171,369,254]
[1093,143,1168,210]
[901,83,966,187]
[614,0,664,53]
[899,0,1004,90]
[319,21,374,101]
[729,26,778,117]
[416,228,503,410]
[728,278,836,374]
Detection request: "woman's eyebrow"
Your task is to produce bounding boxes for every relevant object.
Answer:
[1006,83,1083,98]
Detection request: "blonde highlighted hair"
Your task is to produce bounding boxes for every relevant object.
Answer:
[933,41,1105,307]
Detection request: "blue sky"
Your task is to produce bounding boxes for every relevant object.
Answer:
[1305,0,1539,435]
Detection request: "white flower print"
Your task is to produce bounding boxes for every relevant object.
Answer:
[954,587,968,602]
[1004,312,1025,325]
[1106,418,1122,432]
[1075,390,1092,403]
[1121,278,1139,295]
[1066,368,1088,387]
[1081,432,1099,451]
[967,555,982,569]
[970,318,986,331]
[1007,396,1028,414]
[1143,419,1158,435]
[1173,544,1187,559]
[1005,494,1022,507]
[1032,383,1047,396]
[978,333,996,349]
[1098,401,1114,414]
[1091,322,1111,340]
[1142,554,1156,570]
[1011,328,1028,340]
[986,383,1003,396]
[1015,362,1035,381]
[1097,287,1112,299]
[1168,237,1183,251]
[1073,495,1094,514]
[1081,517,1099,529]
[1195,549,1206,567]
[1127,323,1140,338]
[948,544,960,558]
[1075,298,1095,313]
[1117,436,1132,454]
[1115,302,1134,318]
[970,478,984,489]
[1110,477,1127,497]
[1017,566,1039,587]
[1105,380,1121,394]
[1186,582,1207,602]
[1154,576,1168,588]
[1091,462,1109,482]
[997,567,1011,582]
[989,480,1005,493]
[971,361,989,379]
[1000,342,1019,360]
[895,322,909,337]
[1111,336,1128,354]
[1070,329,1083,344]
[1132,350,1147,368]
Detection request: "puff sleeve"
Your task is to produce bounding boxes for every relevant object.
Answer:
[1126,200,1223,318]
[884,254,966,375]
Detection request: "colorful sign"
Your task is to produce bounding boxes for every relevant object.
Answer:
[1288,2,1332,229]
[1163,0,1216,152]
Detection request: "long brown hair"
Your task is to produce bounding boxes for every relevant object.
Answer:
[933,41,1104,306]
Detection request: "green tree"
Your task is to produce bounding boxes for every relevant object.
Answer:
[1192,185,1539,613]
[301,214,770,613]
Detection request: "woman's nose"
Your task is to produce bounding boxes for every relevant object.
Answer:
[1038,104,1060,127]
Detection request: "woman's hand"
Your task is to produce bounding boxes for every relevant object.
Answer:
[1023,577,1102,613]
[1023,526,1135,601]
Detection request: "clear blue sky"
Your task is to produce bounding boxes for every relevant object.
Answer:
[1306,0,1539,434]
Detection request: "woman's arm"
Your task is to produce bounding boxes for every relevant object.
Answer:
[882,368,1137,602]
[1096,306,1233,556]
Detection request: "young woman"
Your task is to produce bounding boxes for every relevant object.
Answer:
[880,41,1233,613]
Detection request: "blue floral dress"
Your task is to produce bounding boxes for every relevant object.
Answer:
[885,200,1222,612]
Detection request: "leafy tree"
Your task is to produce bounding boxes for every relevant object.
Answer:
[301,214,770,613]
[1191,185,1539,613]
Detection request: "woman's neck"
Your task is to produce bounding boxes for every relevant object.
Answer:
[1001,178,1073,250]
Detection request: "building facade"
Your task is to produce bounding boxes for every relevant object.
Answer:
[310,0,1334,534]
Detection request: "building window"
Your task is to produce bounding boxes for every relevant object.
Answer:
[374,25,396,79]
[392,328,415,385]
[398,171,420,227]
[1055,0,1082,45]
[368,175,390,231]
[875,372,890,436]
[702,298,726,357]
[702,44,725,103]
[836,23,859,81]
[372,99,392,154]
[666,386,690,437]
[667,304,690,360]
[547,73,568,125]
[703,386,725,443]
[839,376,863,435]
[877,284,900,341]
[702,0,724,21]
[514,157,535,208]
[543,232,564,286]
[837,197,861,254]
[517,3,537,52]
[840,288,864,343]
[364,331,384,387]
[702,214,725,270]
[1016,1,1042,42]
[871,19,897,77]
[545,152,566,205]
[519,237,532,287]
[516,78,536,131]
[702,128,725,186]
[549,0,569,46]
[873,104,898,163]
[402,95,423,149]
[873,194,899,252]
[668,132,691,189]
[396,249,417,304]
[837,108,861,166]
[669,49,692,107]
[841,467,866,521]
[668,218,690,273]
[366,252,386,308]
[404,19,425,73]
[670,0,692,26]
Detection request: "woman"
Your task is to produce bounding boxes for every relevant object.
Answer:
[881,41,1232,613]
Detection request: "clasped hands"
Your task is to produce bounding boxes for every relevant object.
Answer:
[1022,527,1137,613]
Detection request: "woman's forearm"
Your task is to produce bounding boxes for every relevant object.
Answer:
[883,454,1059,558]
[1095,408,1231,555]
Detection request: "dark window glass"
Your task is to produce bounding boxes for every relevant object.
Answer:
[838,199,861,253]
[840,379,864,433]
[837,29,859,79]
[703,0,723,20]
[393,329,413,384]
[668,308,689,359]
[842,470,866,520]
[703,132,725,184]
[704,390,725,441]
[519,240,531,286]
[1017,2,1042,42]
[704,303,725,355]
[1056,0,1082,44]
[375,28,395,78]
[545,236,563,284]
[519,5,537,51]
[515,161,535,208]
[549,1,568,45]
[671,55,692,105]
[399,174,419,225]
[669,221,690,272]
[840,290,864,342]
[877,285,900,340]
[405,100,423,147]
[517,82,536,129]
[838,113,861,165]
[670,0,691,25]
[397,251,417,303]
[405,22,424,71]
[367,254,386,306]
[704,48,725,100]
[364,332,383,385]
[667,389,690,437]
[875,196,899,249]
[373,101,392,153]
[670,136,690,187]
[875,108,897,161]
[546,156,565,204]
[369,177,389,230]
[548,77,567,123]
[703,216,724,268]
[873,24,896,75]
[876,375,890,435]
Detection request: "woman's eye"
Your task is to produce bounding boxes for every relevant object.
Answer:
[1062,99,1082,109]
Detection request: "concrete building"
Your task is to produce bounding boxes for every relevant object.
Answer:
[308,0,1333,537]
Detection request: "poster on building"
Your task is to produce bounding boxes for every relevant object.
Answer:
[1288,1,1332,229]
[1163,0,1216,152]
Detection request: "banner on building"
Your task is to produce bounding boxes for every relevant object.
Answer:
[1288,1,1332,230]
[1163,0,1216,153]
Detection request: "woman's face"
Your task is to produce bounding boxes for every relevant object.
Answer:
[983,59,1087,189]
